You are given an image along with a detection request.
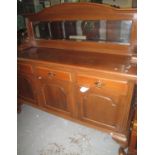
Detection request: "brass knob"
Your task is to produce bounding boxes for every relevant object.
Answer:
[94,80,103,88]
[38,76,42,80]
[48,72,56,77]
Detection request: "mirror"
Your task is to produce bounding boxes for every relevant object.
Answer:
[33,20,132,44]
[33,21,50,39]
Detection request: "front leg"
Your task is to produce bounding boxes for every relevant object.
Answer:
[119,147,126,155]
[111,132,128,155]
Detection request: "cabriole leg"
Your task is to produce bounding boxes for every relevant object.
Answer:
[111,132,128,155]
[119,146,126,155]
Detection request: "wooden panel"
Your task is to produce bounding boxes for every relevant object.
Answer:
[35,66,71,82]
[37,77,73,116]
[42,83,68,112]
[77,74,128,95]
[17,73,37,105]
[77,84,125,130]
[82,93,117,128]
[18,63,33,74]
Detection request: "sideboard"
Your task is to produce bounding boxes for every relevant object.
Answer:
[17,3,137,155]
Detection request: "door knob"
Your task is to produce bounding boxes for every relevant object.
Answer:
[94,80,103,88]
[48,72,56,77]
[37,76,42,80]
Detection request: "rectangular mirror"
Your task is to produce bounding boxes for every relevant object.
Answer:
[33,20,132,44]
[33,21,50,39]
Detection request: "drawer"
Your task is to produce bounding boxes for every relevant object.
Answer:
[77,74,128,94]
[18,63,33,74]
[35,67,71,82]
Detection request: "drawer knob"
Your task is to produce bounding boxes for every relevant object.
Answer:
[37,76,42,80]
[94,80,103,88]
[48,72,56,77]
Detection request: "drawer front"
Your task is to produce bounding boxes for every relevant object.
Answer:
[35,67,71,82]
[77,74,128,95]
[18,63,33,74]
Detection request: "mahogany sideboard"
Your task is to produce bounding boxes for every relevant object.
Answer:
[17,3,137,155]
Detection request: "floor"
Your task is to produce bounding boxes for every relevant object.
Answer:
[17,104,119,155]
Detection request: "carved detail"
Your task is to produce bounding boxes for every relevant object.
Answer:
[42,83,68,112]
[111,132,128,155]
[43,83,67,97]
[112,132,128,147]
[112,132,128,155]
[28,2,136,21]
[84,93,116,107]
[25,2,136,55]
[81,93,118,128]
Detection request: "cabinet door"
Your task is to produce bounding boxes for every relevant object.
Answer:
[77,75,129,131]
[17,73,38,105]
[37,78,73,116]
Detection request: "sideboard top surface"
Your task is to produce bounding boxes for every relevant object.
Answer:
[18,47,136,79]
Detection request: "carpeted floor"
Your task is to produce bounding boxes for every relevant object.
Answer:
[17,104,119,155]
